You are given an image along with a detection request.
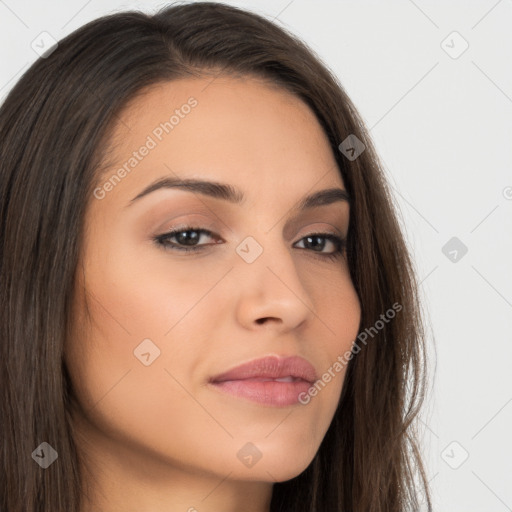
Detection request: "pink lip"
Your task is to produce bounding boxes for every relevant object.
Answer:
[208,355,318,407]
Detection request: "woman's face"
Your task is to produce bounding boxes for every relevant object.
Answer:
[66,75,361,488]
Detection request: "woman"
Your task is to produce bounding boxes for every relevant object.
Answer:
[0,2,432,511]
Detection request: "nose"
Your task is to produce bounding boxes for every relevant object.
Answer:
[233,237,315,332]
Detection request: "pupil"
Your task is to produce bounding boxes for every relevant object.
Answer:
[306,235,324,251]
[178,230,199,245]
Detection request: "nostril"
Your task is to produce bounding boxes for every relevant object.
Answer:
[256,317,279,325]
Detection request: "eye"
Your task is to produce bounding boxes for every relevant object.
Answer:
[294,232,346,260]
[153,226,346,260]
[154,226,219,253]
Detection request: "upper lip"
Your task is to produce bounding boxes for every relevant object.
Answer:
[209,355,318,384]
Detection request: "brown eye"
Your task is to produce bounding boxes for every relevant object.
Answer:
[154,227,220,252]
[294,233,346,260]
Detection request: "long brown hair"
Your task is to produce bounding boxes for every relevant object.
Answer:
[0,2,432,510]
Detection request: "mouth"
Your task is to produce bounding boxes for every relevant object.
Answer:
[208,355,317,407]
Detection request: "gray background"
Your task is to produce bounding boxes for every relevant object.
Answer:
[1,1,511,510]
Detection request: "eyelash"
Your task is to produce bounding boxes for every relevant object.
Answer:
[153,226,346,261]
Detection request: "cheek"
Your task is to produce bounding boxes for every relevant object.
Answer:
[66,256,212,460]
[70,234,226,412]
[82,233,212,340]
[311,269,361,389]
[312,265,361,346]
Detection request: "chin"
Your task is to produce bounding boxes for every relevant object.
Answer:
[229,444,318,483]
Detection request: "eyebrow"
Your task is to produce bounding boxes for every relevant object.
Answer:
[126,176,350,210]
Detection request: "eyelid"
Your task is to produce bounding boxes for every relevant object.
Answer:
[300,222,346,238]
[159,215,345,235]
[157,221,344,241]
[157,215,218,235]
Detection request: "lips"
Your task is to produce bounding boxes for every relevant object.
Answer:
[208,355,318,407]
[209,355,318,385]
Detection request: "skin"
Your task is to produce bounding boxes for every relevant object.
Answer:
[65,75,362,512]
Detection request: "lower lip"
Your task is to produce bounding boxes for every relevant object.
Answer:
[209,379,312,406]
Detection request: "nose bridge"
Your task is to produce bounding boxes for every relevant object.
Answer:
[233,230,315,328]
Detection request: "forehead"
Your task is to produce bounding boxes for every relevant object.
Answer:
[97,75,345,208]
